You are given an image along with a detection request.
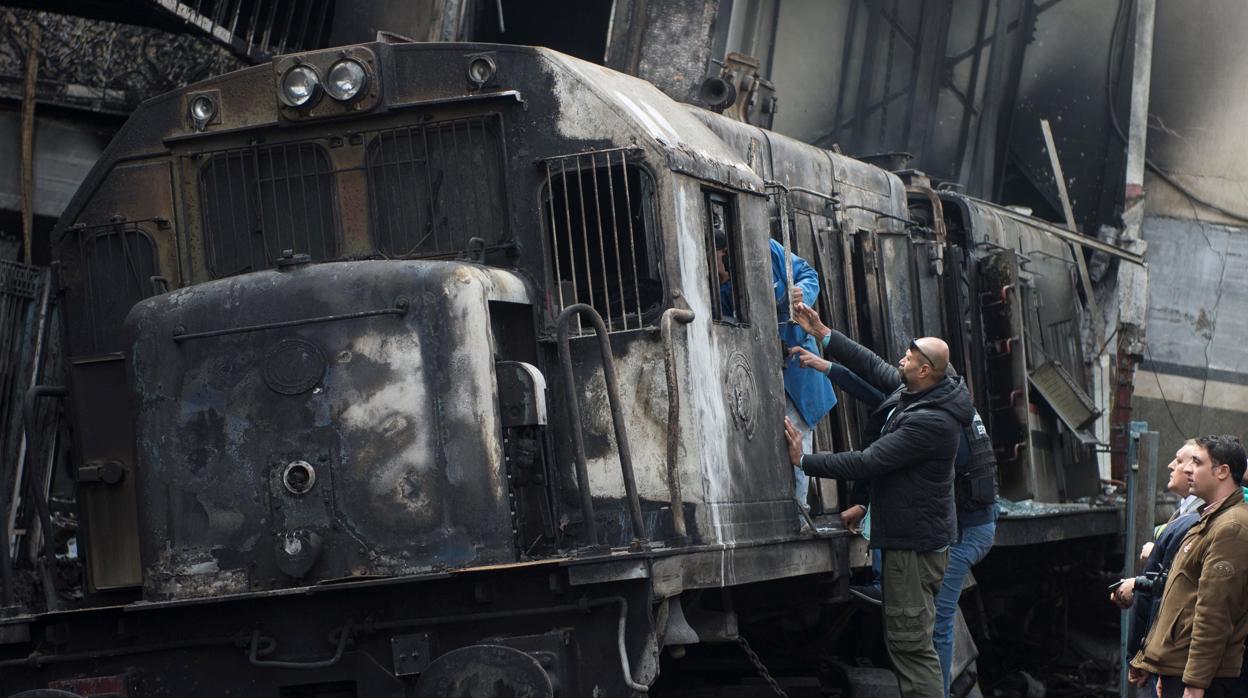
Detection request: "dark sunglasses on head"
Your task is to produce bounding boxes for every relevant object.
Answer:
[909,339,935,368]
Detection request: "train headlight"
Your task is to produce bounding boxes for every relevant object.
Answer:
[325,59,368,101]
[189,94,217,122]
[280,65,321,107]
[186,91,220,131]
[467,55,496,87]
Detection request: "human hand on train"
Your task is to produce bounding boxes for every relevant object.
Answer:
[783,417,804,467]
[792,302,831,340]
[1110,577,1135,609]
[789,346,831,374]
[789,285,804,308]
[840,504,866,533]
[1139,541,1154,562]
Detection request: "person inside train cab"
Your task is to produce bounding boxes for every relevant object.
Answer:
[781,303,970,698]
[713,227,837,513]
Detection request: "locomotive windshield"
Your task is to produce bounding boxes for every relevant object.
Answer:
[198,142,338,278]
[194,113,511,280]
[366,114,508,257]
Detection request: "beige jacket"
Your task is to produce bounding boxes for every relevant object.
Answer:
[1131,488,1248,688]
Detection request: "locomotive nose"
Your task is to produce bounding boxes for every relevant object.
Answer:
[125,260,527,600]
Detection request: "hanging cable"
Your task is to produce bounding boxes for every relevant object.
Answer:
[1106,0,1248,224]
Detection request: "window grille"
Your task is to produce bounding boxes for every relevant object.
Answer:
[198,142,338,279]
[75,224,159,353]
[0,259,40,300]
[542,149,662,333]
[366,115,509,258]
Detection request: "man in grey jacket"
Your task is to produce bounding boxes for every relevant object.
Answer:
[783,303,972,698]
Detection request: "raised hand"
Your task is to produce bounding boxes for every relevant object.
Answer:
[792,302,830,339]
[783,417,804,466]
[788,345,831,374]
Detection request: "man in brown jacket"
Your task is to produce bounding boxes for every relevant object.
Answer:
[1130,434,1248,698]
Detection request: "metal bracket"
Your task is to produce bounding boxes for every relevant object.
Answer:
[392,632,433,677]
[77,460,126,485]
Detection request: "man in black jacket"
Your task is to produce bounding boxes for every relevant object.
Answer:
[782,303,973,698]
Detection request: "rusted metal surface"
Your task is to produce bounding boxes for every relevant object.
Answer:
[126,260,525,598]
[606,0,721,106]
[555,304,645,547]
[661,308,695,542]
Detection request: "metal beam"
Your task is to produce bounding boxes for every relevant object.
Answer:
[992,206,1146,266]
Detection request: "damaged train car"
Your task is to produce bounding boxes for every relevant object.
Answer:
[0,39,1132,697]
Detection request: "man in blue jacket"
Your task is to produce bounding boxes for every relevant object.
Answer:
[717,234,838,510]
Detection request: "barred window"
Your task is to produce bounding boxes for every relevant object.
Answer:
[366,115,509,257]
[542,149,662,333]
[78,225,158,352]
[198,143,338,278]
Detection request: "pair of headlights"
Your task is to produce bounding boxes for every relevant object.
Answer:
[280,58,369,107]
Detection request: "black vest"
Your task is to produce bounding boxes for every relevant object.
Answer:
[956,410,998,511]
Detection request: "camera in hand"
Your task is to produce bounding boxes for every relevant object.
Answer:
[1133,570,1167,596]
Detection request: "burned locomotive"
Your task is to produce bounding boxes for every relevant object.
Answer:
[0,39,1128,697]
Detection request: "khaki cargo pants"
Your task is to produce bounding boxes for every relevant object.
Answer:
[882,548,949,698]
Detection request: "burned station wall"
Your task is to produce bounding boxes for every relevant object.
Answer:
[1134,1,1248,454]
[1144,1,1248,227]
[1134,216,1248,453]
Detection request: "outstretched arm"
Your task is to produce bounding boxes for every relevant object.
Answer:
[787,346,886,408]
[787,416,952,480]
[792,302,901,394]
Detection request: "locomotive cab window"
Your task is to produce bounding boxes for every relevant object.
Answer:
[197,143,338,279]
[366,115,509,258]
[704,191,745,324]
[542,151,662,332]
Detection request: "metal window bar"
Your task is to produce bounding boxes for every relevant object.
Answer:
[1045,318,1080,373]
[75,224,158,353]
[364,115,509,259]
[196,142,337,279]
[541,148,650,335]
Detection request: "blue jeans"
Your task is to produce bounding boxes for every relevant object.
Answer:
[933,519,996,698]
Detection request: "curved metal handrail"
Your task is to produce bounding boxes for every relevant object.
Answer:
[555,305,644,546]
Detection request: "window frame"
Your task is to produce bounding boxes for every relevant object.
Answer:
[195,141,341,280]
[703,188,748,327]
[363,112,511,258]
[538,150,665,334]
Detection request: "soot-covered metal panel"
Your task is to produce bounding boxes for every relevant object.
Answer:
[125,260,519,599]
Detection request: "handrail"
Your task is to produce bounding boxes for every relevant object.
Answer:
[660,308,695,543]
[556,305,645,546]
[8,385,68,611]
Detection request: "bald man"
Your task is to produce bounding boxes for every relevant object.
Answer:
[783,303,972,698]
